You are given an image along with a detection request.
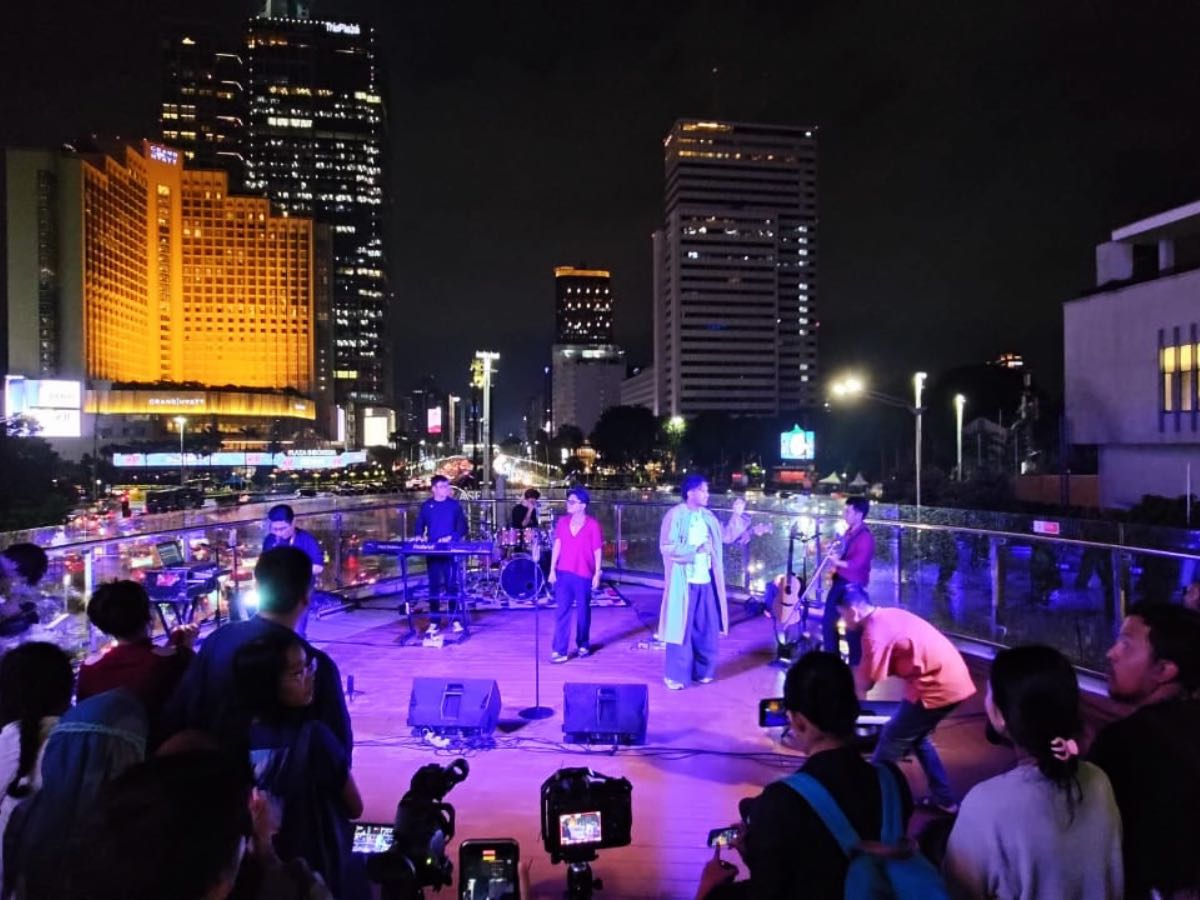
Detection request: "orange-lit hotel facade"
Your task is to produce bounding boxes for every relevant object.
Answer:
[1,140,329,452]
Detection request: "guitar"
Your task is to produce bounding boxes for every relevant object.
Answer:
[771,527,805,624]
[774,535,840,630]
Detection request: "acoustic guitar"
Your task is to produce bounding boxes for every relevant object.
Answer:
[774,534,839,630]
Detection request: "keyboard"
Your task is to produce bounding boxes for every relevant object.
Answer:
[362,539,495,557]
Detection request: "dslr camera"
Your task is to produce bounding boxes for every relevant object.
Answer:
[540,768,632,899]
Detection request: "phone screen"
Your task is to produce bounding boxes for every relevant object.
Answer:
[558,810,603,846]
[707,826,739,848]
[459,839,520,900]
[759,697,788,728]
[351,823,394,853]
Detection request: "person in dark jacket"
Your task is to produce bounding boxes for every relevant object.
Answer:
[413,474,468,636]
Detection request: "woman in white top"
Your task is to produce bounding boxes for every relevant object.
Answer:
[943,644,1123,900]
[0,642,74,889]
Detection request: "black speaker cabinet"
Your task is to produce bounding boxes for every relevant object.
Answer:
[562,682,649,745]
[407,677,502,736]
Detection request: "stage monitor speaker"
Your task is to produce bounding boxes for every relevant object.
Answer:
[407,677,501,736]
[562,682,648,745]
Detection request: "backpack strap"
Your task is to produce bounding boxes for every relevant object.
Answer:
[874,764,904,845]
[780,772,862,856]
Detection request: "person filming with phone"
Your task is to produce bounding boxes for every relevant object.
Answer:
[696,652,914,900]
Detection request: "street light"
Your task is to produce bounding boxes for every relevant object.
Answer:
[828,372,928,510]
[173,416,187,486]
[954,394,967,482]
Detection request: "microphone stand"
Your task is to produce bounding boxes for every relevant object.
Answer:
[520,509,553,721]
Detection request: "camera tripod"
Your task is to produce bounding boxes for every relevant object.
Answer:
[565,859,602,899]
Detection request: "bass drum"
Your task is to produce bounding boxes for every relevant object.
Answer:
[501,554,544,601]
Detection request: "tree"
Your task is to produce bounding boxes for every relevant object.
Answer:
[589,406,660,468]
[0,417,74,530]
[555,424,585,450]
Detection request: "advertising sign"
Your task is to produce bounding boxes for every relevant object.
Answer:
[779,425,816,461]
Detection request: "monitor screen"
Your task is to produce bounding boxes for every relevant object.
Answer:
[155,540,184,567]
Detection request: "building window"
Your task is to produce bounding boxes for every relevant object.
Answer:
[1159,333,1200,422]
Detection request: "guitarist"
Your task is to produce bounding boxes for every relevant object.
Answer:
[823,497,873,665]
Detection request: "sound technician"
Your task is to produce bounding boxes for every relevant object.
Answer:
[823,497,873,666]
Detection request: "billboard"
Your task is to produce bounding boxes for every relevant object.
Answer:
[780,425,815,461]
[4,376,83,437]
[111,450,368,470]
[427,406,442,435]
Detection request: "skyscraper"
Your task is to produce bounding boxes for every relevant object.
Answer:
[555,266,613,344]
[243,12,389,413]
[160,27,246,189]
[652,119,818,416]
[1,140,319,446]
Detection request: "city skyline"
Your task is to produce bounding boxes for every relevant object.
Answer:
[3,1,1200,434]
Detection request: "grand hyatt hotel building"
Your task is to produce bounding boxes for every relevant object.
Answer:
[0,139,334,455]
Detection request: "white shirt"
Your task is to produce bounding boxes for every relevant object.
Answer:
[686,513,711,584]
[943,761,1123,900]
[0,716,58,890]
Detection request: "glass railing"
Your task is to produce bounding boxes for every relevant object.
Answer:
[3,491,1197,674]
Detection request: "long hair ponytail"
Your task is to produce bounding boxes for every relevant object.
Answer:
[0,642,74,797]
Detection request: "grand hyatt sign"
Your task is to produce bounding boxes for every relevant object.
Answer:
[86,388,315,419]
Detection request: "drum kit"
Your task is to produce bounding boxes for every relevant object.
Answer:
[472,523,552,603]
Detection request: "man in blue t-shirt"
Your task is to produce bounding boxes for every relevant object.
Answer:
[261,504,324,634]
[162,545,353,758]
[413,475,467,635]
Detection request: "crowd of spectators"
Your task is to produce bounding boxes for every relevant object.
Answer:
[0,531,1198,898]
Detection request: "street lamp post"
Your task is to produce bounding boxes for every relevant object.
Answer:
[475,351,500,489]
[954,394,967,482]
[913,372,926,513]
[829,373,927,508]
[173,416,187,486]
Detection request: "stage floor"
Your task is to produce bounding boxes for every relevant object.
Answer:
[307,585,1013,899]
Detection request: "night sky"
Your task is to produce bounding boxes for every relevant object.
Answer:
[4,1,1200,434]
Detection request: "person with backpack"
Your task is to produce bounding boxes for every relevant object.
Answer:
[697,651,944,900]
[943,645,1122,899]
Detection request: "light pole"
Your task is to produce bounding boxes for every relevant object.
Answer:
[913,372,926,513]
[954,394,967,482]
[475,350,500,489]
[830,373,927,508]
[173,416,187,486]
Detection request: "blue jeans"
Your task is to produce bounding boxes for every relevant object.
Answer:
[871,699,959,806]
[665,581,720,684]
[552,571,593,655]
[822,579,863,665]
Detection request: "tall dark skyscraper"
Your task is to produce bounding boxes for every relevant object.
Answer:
[243,12,390,410]
[554,265,613,345]
[652,119,818,416]
[159,27,246,190]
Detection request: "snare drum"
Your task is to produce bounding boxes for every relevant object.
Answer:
[499,527,522,548]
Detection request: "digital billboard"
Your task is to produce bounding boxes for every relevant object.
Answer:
[4,376,83,437]
[779,425,815,461]
[427,406,442,435]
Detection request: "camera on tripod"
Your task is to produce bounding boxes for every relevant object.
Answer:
[365,758,470,899]
[540,768,632,899]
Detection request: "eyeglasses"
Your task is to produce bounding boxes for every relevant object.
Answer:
[285,656,318,681]
[565,498,581,506]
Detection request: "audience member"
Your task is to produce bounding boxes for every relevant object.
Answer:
[1090,602,1200,899]
[228,629,364,900]
[1183,579,1200,613]
[697,651,914,899]
[837,586,976,814]
[68,749,253,900]
[78,580,197,735]
[3,689,148,899]
[943,645,1123,899]
[163,546,352,757]
[0,544,50,637]
[0,643,73,890]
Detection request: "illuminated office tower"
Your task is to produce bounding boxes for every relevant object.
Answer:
[652,119,818,416]
[555,266,613,345]
[1,140,319,447]
[160,26,246,189]
[243,12,389,411]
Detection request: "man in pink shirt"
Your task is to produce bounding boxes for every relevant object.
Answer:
[837,585,976,814]
[548,486,603,662]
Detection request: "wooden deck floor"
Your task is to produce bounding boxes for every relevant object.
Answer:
[307,585,1012,899]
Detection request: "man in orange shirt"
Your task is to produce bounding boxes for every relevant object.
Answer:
[836,585,976,814]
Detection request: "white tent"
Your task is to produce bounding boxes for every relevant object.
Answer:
[849,472,869,489]
[818,471,844,485]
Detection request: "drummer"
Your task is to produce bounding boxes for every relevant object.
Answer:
[510,488,541,531]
